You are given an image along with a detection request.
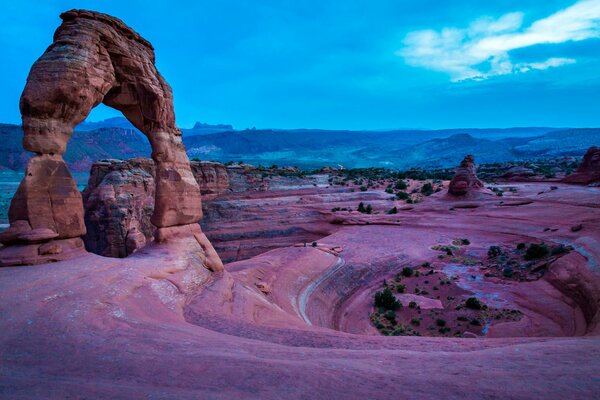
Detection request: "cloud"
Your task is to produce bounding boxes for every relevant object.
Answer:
[398,0,600,81]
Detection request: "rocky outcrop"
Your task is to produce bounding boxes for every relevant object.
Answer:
[448,155,484,196]
[1,10,219,270]
[499,166,537,181]
[82,158,233,257]
[82,158,155,257]
[190,161,230,198]
[563,146,600,185]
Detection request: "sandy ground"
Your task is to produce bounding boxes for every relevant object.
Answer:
[1,182,599,399]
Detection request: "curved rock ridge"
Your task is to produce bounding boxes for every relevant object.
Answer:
[563,146,600,185]
[448,155,485,196]
[0,10,217,269]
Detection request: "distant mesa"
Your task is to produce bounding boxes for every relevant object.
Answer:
[448,155,485,196]
[563,146,600,185]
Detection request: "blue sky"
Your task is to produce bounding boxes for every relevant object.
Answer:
[1,0,599,129]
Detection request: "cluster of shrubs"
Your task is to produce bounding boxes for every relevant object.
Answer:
[357,202,373,214]
[331,207,351,212]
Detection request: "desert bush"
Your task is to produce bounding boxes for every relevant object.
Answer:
[465,297,482,310]
[421,183,434,196]
[487,246,502,258]
[374,288,400,310]
[525,243,549,260]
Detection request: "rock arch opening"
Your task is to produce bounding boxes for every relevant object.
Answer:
[0,10,219,270]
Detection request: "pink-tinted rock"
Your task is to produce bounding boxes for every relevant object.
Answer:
[2,10,212,266]
[8,155,85,239]
[17,228,59,243]
[190,161,230,198]
[448,155,485,196]
[563,146,600,184]
[82,158,156,257]
[0,220,32,245]
[125,227,146,255]
[0,238,85,267]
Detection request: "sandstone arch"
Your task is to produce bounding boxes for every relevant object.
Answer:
[0,10,216,268]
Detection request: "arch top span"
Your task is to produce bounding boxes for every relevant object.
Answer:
[0,10,215,267]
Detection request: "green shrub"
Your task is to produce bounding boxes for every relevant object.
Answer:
[401,267,414,277]
[395,180,408,190]
[487,246,502,258]
[436,318,446,327]
[408,301,417,308]
[525,243,549,260]
[384,310,396,321]
[410,318,420,326]
[396,284,406,293]
[502,267,513,278]
[360,186,368,192]
[421,183,434,196]
[396,191,410,200]
[465,297,482,310]
[388,207,398,214]
[374,288,400,310]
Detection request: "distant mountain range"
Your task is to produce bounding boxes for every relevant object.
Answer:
[1,117,598,171]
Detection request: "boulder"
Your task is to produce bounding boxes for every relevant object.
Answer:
[448,155,485,196]
[563,146,600,184]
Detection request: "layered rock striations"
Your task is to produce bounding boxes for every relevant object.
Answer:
[563,146,600,185]
[81,158,337,260]
[0,10,219,270]
[448,155,485,196]
[83,158,156,257]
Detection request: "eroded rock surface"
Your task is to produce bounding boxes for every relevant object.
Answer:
[83,158,155,257]
[564,146,600,185]
[1,10,215,267]
[448,155,485,196]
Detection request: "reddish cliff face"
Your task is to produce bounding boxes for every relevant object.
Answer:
[81,158,341,259]
[82,158,156,257]
[563,146,600,185]
[448,155,485,196]
[190,161,230,198]
[82,158,232,257]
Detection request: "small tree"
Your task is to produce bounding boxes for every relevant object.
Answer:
[388,207,398,214]
[395,180,408,190]
[374,288,401,310]
[421,182,434,196]
[396,191,410,200]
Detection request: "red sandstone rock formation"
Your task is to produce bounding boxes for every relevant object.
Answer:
[81,158,338,260]
[0,10,219,270]
[82,158,156,257]
[82,158,233,257]
[190,161,230,198]
[448,155,485,196]
[563,146,600,185]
